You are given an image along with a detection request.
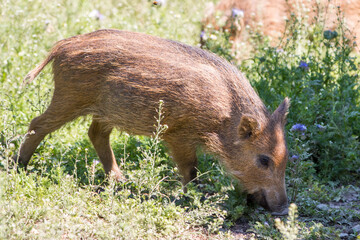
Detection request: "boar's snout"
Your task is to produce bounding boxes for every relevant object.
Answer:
[247,189,288,216]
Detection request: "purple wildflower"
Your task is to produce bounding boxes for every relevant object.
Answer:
[89,10,105,21]
[299,61,309,70]
[200,31,205,39]
[232,8,244,18]
[316,124,326,131]
[290,155,299,161]
[291,123,307,132]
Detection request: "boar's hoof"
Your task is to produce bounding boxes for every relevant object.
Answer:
[111,171,127,183]
[11,155,28,171]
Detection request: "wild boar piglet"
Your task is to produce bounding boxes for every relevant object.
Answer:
[18,29,290,215]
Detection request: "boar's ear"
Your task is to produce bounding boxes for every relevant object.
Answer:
[272,97,290,125]
[238,115,261,139]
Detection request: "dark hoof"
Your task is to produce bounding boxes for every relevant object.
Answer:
[11,155,28,172]
[95,186,105,194]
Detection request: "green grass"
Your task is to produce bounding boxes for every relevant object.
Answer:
[1,0,360,239]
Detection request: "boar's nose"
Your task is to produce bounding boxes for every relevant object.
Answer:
[269,198,289,216]
[270,195,289,216]
[247,190,289,216]
[271,207,289,216]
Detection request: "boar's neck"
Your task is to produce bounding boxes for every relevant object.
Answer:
[202,69,270,160]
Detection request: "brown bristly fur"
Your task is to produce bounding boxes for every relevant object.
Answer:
[18,29,289,214]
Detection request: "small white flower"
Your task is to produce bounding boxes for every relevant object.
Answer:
[153,0,166,6]
[210,34,217,40]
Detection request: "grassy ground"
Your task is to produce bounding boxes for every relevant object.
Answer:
[1,0,359,239]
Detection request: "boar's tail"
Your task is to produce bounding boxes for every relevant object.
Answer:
[22,45,59,87]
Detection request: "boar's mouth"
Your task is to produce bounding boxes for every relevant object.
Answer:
[247,190,270,210]
[247,190,288,216]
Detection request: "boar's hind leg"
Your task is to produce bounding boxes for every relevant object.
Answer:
[168,142,198,186]
[88,119,124,182]
[16,98,82,168]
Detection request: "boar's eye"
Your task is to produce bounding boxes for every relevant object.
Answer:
[257,155,271,168]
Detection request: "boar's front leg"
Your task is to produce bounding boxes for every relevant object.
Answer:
[167,141,198,186]
[88,119,124,182]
